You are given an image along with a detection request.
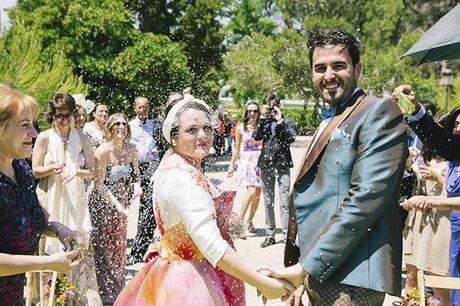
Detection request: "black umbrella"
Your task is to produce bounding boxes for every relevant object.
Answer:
[402,4,460,64]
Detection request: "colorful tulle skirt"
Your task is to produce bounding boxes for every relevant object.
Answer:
[114,253,245,306]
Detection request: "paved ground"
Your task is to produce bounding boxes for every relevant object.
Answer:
[126,135,400,305]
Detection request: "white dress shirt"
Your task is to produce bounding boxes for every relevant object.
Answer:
[129,116,157,163]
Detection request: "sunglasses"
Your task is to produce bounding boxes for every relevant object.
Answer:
[54,113,73,121]
[113,121,128,127]
[247,109,259,113]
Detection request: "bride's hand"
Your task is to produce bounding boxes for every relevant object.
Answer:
[256,273,294,304]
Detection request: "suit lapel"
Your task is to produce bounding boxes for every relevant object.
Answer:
[285,91,367,266]
[294,92,366,184]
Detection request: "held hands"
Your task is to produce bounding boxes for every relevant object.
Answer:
[256,270,295,304]
[256,263,307,305]
[52,162,65,175]
[259,264,307,289]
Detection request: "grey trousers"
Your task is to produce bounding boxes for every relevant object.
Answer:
[261,167,290,238]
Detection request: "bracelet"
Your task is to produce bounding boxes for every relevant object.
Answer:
[55,225,69,237]
[449,204,453,211]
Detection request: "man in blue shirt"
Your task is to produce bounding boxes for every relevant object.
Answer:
[127,96,160,265]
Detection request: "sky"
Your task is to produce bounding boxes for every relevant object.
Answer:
[0,0,17,29]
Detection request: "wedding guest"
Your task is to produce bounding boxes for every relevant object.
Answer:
[72,93,94,130]
[83,103,109,147]
[89,113,142,304]
[32,93,100,303]
[228,101,262,234]
[127,96,159,265]
[33,93,95,245]
[0,84,82,304]
[402,108,460,306]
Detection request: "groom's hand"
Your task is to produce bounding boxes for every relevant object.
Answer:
[258,263,308,288]
[256,269,296,304]
[285,285,305,306]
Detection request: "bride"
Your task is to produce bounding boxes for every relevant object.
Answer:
[115,94,292,305]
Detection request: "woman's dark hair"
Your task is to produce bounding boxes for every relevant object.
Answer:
[45,93,76,123]
[422,114,449,162]
[243,101,259,131]
[445,108,460,135]
[307,27,361,68]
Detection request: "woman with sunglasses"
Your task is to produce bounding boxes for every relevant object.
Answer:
[32,93,100,304]
[33,93,95,246]
[227,101,263,235]
[88,113,142,304]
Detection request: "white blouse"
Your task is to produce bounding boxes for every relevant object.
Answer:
[153,163,230,267]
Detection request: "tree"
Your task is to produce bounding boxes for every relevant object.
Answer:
[8,0,194,112]
[224,0,277,45]
[111,33,193,113]
[124,0,178,36]
[0,22,88,128]
[224,33,283,105]
[124,0,227,105]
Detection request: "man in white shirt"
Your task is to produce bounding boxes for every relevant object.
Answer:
[127,96,159,264]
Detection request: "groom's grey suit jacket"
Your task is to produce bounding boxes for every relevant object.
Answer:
[285,89,407,296]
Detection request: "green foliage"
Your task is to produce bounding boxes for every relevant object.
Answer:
[0,22,88,122]
[284,104,319,134]
[224,0,277,44]
[8,0,195,114]
[111,33,193,113]
[124,0,178,35]
[272,29,311,97]
[125,0,226,103]
[224,33,283,104]
[224,0,458,131]
[4,0,459,129]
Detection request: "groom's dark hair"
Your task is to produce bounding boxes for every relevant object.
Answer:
[307,27,361,68]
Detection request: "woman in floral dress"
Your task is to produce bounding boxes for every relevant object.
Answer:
[227,101,263,233]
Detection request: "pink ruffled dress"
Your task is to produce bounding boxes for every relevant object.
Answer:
[115,163,245,306]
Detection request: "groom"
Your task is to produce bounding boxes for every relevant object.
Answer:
[268,28,408,305]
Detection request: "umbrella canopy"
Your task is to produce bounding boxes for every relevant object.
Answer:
[402,4,460,64]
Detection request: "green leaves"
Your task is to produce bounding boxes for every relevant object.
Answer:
[0,22,88,129]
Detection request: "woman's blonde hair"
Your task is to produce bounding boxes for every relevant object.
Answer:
[104,113,131,142]
[0,84,40,128]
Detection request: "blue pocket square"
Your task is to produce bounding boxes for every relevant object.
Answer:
[330,128,350,141]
